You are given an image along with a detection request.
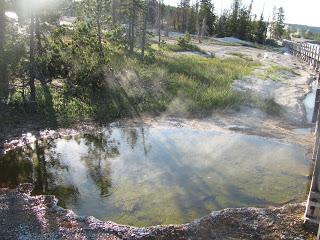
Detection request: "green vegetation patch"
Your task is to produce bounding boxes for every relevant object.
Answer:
[258,64,300,81]
[248,95,283,116]
[161,43,203,53]
[5,48,260,128]
[228,52,254,61]
[116,51,260,116]
[161,34,207,54]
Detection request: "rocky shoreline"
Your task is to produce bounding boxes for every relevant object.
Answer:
[0,184,314,240]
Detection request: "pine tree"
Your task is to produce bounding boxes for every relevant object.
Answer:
[274,7,285,39]
[255,13,267,43]
[199,0,215,36]
[270,6,277,39]
[216,10,228,37]
[237,7,250,40]
[229,0,240,36]
[179,0,190,33]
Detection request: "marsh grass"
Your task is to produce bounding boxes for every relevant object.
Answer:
[160,42,206,54]
[6,48,260,127]
[249,96,283,116]
[258,64,300,81]
[228,52,254,62]
[114,51,260,115]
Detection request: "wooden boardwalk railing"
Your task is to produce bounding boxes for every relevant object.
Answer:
[283,40,320,71]
[284,39,320,239]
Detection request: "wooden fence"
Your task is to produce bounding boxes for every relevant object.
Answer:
[284,40,320,239]
[306,78,320,240]
[283,40,320,72]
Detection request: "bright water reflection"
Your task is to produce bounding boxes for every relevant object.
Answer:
[304,80,317,123]
[0,125,309,226]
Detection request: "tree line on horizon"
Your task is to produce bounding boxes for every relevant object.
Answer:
[165,0,286,43]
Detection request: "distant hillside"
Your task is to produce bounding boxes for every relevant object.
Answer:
[287,24,320,34]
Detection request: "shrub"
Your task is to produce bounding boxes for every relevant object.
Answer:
[177,33,192,49]
[265,39,280,47]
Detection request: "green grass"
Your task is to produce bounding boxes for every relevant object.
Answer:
[258,64,300,81]
[228,52,254,61]
[112,50,260,115]
[4,47,260,129]
[248,95,283,116]
[160,42,206,54]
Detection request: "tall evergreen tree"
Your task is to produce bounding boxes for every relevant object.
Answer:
[216,10,228,37]
[179,0,190,33]
[270,6,277,39]
[199,0,215,36]
[274,7,285,39]
[254,13,267,43]
[237,6,250,40]
[228,0,240,36]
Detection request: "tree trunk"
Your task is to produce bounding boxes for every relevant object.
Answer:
[35,16,47,85]
[96,0,104,62]
[29,15,36,102]
[157,0,161,45]
[141,0,148,60]
[200,17,206,42]
[196,0,200,43]
[111,0,116,26]
[129,0,135,54]
[35,17,42,54]
[0,0,8,100]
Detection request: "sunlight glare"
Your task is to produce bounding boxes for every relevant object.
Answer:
[5,12,18,20]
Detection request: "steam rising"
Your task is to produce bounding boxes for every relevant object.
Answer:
[17,0,65,16]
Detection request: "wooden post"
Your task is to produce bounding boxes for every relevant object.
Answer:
[313,89,320,123]
[317,47,320,71]
[305,98,320,223]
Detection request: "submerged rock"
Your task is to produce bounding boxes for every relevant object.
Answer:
[0,184,313,239]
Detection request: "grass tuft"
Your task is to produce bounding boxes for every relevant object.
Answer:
[258,64,300,81]
[228,52,254,61]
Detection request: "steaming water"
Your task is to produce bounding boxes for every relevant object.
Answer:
[0,125,309,226]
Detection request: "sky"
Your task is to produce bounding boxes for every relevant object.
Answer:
[163,0,320,27]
